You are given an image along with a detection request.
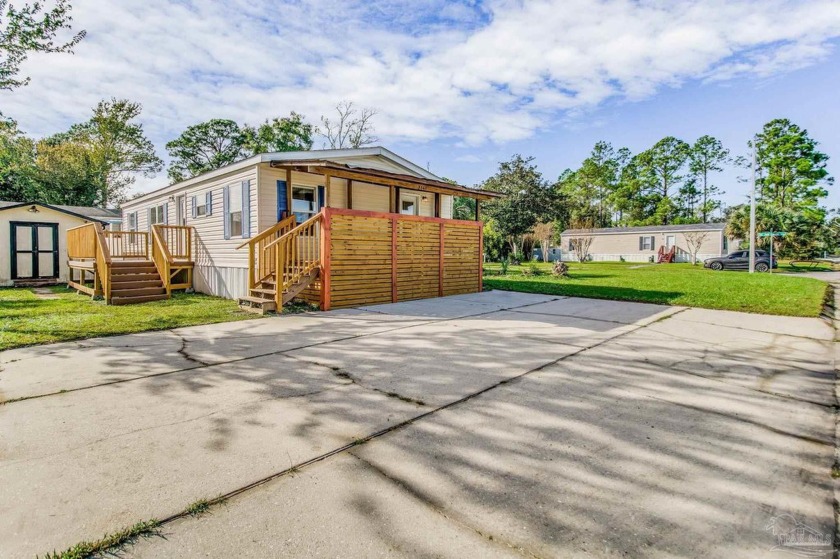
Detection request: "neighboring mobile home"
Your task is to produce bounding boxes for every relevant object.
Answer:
[560,223,735,263]
[67,147,498,309]
[0,201,119,286]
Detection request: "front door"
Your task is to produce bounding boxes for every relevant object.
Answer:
[176,195,187,226]
[10,222,59,280]
[666,235,676,249]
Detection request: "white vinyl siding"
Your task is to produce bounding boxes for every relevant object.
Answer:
[122,166,257,270]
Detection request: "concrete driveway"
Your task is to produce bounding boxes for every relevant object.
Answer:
[0,291,836,558]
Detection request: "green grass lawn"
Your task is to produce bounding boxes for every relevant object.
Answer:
[483,261,829,317]
[0,286,258,351]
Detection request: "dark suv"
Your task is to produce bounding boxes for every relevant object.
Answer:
[704,250,778,272]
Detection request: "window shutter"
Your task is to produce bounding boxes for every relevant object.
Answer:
[639,236,643,250]
[206,191,213,216]
[163,203,169,225]
[650,236,655,250]
[222,186,230,240]
[276,180,288,220]
[191,196,196,218]
[317,185,325,212]
[241,180,251,238]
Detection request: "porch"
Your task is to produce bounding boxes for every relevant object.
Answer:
[237,207,484,313]
[66,223,195,305]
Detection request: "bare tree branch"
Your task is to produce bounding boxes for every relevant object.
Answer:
[319,101,378,149]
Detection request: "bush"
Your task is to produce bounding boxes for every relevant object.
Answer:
[500,258,510,275]
[522,262,543,276]
[552,261,569,277]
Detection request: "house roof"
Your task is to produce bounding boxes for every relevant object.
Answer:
[561,222,726,236]
[123,146,496,208]
[0,201,120,223]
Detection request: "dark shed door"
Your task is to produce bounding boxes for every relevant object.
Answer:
[10,222,59,279]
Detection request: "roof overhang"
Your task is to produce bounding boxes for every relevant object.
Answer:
[270,160,501,201]
[0,202,109,224]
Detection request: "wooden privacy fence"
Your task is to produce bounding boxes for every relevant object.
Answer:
[322,207,483,310]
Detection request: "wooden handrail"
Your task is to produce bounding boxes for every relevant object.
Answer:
[273,213,322,307]
[151,225,173,296]
[238,215,297,289]
[237,215,296,249]
[154,225,192,261]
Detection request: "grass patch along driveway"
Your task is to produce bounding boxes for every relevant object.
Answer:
[483,261,828,317]
[0,286,256,351]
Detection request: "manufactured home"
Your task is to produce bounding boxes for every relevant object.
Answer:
[1,201,119,287]
[560,223,736,263]
[66,147,498,309]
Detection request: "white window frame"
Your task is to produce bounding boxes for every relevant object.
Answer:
[127,212,137,232]
[194,192,209,217]
[149,205,165,230]
[640,236,653,250]
[400,193,420,216]
[228,186,243,238]
[291,185,317,223]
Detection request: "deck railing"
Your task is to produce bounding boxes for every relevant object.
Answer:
[155,225,192,260]
[67,222,112,300]
[237,215,297,289]
[265,213,322,306]
[103,231,149,259]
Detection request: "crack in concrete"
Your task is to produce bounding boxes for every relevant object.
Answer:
[0,297,565,406]
[348,451,544,559]
[284,354,428,407]
[171,331,211,367]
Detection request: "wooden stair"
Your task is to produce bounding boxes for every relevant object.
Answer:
[657,245,676,263]
[109,260,168,305]
[238,269,319,315]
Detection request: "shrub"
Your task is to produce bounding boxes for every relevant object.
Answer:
[552,261,569,277]
[522,262,543,276]
[500,258,510,276]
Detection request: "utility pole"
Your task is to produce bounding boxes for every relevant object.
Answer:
[749,148,756,274]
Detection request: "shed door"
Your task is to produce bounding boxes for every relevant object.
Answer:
[10,222,59,279]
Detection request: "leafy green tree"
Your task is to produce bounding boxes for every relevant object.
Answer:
[481,155,561,259]
[452,196,476,221]
[753,118,832,208]
[166,119,245,182]
[242,112,314,154]
[631,137,690,225]
[728,119,834,257]
[558,141,622,227]
[34,136,99,205]
[0,0,85,90]
[0,118,37,200]
[70,98,162,205]
[688,135,729,222]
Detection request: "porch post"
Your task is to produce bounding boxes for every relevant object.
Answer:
[347,179,353,209]
[475,200,480,221]
[434,193,441,218]
[325,174,331,208]
[394,186,400,213]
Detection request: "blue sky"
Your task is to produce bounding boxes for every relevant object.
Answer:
[1,0,839,212]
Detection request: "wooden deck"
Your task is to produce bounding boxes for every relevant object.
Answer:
[67,224,195,304]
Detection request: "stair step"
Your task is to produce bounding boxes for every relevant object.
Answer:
[108,279,163,289]
[238,295,277,315]
[112,267,158,275]
[250,287,276,297]
[111,286,167,297]
[111,260,154,267]
[111,294,169,305]
[111,273,160,282]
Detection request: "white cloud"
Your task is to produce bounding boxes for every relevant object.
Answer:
[1,0,839,193]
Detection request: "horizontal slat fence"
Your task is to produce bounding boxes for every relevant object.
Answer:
[323,208,482,310]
